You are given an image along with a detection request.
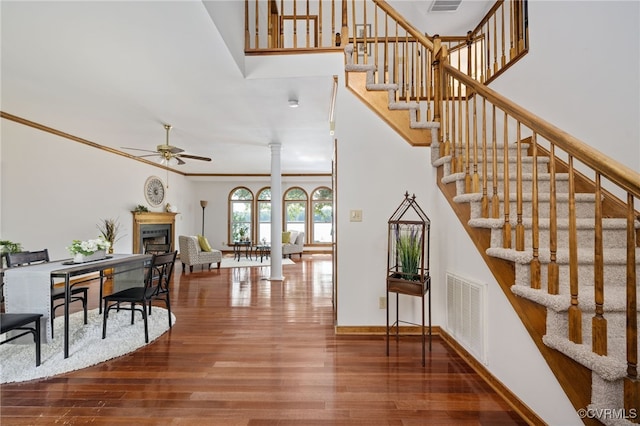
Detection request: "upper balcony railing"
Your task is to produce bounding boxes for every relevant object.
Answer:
[245,0,528,91]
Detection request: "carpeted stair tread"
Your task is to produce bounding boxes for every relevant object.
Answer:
[469,216,636,230]
[542,334,628,381]
[486,246,640,265]
[511,284,634,312]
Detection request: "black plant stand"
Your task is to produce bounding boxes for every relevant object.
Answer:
[386,192,431,367]
[386,275,431,366]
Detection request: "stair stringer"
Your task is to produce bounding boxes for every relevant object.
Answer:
[343,44,439,147]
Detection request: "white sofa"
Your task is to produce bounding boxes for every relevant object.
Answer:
[178,235,222,273]
[282,231,305,259]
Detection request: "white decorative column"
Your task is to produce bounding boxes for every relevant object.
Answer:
[269,142,284,280]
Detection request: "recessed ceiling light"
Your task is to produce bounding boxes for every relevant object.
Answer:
[288,99,299,108]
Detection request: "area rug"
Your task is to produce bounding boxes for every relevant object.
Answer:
[0,306,175,384]
[219,257,295,269]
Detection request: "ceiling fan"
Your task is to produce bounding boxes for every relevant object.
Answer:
[122,124,212,166]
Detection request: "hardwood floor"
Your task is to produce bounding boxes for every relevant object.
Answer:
[1,254,528,425]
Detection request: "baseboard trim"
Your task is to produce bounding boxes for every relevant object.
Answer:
[334,325,544,426]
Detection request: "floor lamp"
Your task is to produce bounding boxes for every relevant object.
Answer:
[200,200,208,235]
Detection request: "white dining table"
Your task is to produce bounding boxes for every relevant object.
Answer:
[3,253,151,358]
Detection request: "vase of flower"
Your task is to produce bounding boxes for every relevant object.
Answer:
[68,237,111,263]
[73,249,106,263]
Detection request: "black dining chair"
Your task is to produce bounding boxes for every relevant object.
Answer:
[6,249,88,339]
[102,251,176,343]
[0,312,44,366]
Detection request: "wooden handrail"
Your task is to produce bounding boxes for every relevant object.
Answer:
[441,62,640,198]
[372,0,434,51]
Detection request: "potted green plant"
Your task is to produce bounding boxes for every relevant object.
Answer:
[0,240,22,268]
[97,218,123,254]
[395,227,421,281]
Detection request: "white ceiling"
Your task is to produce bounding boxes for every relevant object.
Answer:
[1,0,490,175]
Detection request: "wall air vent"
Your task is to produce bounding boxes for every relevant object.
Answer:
[446,272,487,364]
[429,0,462,12]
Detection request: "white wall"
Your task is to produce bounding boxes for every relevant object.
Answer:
[490,1,639,173]
[1,120,196,260]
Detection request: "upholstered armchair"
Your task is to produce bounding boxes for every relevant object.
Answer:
[178,235,222,273]
[282,231,305,259]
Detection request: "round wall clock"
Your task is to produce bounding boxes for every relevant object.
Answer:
[144,176,166,207]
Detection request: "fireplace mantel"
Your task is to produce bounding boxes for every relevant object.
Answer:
[132,212,178,254]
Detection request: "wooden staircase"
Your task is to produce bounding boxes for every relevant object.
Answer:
[344,42,640,425]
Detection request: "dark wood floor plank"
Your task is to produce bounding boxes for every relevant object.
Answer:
[0,254,527,425]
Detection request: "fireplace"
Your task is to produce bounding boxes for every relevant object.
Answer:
[132,212,178,254]
[140,224,171,251]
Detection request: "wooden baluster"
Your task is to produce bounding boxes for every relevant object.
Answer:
[493,12,498,74]
[457,79,463,173]
[450,78,457,166]
[471,96,480,193]
[515,123,525,251]
[509,0,515,60]
[279,0,285,47]
[351,0,356,62]
[383,13,389,84]
[503,112,512,248]
[255,0,260,49]
[547,145,559,294]
[331,0,335,47]
[404,34,409,100]
[426,45,432,120]
[481,97,489,218]
[491,104,500,218]
[624,193,639,420]
[362,0,367,64]
[292,0,297,48]
[530,133,540,289]
[341,0,348,48]
[318,0,322,48]
[393,22,399,101]
[244,1,249,50]
[592,173,607,355]
[373,6,378,83]
[568,156,582,344]
[305,0,310,48]
[500,2,506,67]
[485,22,492,81]
[443,74,451,157]
[464,96,471,193]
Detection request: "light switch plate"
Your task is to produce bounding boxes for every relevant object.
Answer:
[350,210,362,222]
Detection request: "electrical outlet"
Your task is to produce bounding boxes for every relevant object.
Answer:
[379,296,386,309]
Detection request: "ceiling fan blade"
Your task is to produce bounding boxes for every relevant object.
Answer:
[175,157,186,165]
[178,153,212,162]
[121,147,158,154]
[137,154,161,158]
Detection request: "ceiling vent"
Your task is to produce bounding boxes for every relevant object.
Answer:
[429,0,462,12]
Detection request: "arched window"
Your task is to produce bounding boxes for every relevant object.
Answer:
[229,187,253,242]
[256,187,271,243]
[311,187,333,243]
[284,187,307,236]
